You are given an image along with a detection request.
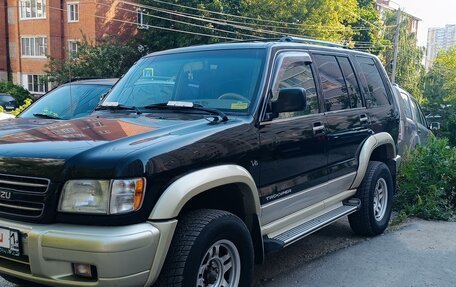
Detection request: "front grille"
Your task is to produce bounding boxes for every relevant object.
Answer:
[0,174,50,218]
[0,173,49,193]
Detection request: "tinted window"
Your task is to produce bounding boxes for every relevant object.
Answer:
[314,54,350,112]
[337,57,363,109]
[357,56,390,107]
[400,92,413,119]
[272,54,319,119]
[0,95,16,103]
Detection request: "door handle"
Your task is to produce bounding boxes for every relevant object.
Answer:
[313,122,325,134]
[360,114,369,123]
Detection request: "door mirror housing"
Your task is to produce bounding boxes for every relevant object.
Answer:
[272,88,307,114]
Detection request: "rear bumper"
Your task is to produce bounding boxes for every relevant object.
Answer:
[0,218,177,287]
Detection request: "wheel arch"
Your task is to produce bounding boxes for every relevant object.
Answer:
[149,164,264,263]
[350,132,397,189]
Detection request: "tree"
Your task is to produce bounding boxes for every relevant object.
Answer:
[351,0,385,54]
[0,81,31,104]
[382,11,425,101]
[137,0,360,52]
[46,35,142,85]
[433,47,456,102]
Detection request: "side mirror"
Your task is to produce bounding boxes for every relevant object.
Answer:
[272,88,307,114]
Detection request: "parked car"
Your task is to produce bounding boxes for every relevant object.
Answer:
[0,93,19,111]
[392,85,433,157]
[0,37,399,287]
[19,78,118,120]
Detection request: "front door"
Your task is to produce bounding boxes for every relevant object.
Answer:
[258,51,327,224]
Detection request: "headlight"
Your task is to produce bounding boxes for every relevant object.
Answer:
[59,178,145,214]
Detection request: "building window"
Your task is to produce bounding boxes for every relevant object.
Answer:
[137,9,148,29]
[21,36,47,57]
[68,40,79,58]
[25,74,49,94]
[68,3,79,22]
[19,0,46,19]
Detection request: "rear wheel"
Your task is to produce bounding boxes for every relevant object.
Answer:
[156,209,254,287]
[349,161,394,236]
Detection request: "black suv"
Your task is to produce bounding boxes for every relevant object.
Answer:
[0,38,399,287]
[0,93,19,111]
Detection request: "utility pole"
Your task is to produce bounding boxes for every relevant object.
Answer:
[391,8,401,84]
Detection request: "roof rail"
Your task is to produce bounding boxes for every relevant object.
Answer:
[279,36,348,49]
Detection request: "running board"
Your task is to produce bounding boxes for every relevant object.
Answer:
[264,199,360,254]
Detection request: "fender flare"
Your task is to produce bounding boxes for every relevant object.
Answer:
[149,165,261,220]
[350,132,397,189]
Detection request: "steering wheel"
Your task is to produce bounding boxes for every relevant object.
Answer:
[218,93,250,103]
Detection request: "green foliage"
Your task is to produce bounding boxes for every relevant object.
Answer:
[46,35,141,85]
[11,98,33,116]
[351,0,385,54]
[433,47,456,102]
[0,106,4,113]
[0,81,32,105]
[395,137,456,221]
[137,0,362,52]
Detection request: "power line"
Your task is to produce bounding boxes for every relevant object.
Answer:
[120,0,385,31]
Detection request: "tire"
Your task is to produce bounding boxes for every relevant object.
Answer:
[349,161,394,236]
[156,209,254,287]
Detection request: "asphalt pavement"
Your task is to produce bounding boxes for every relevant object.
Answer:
[255,218,456,287]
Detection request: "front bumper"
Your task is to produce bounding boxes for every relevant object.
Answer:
[0,218,177,287]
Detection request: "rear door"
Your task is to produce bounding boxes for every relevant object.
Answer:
[312,53,371,182]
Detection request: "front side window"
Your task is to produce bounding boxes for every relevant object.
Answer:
[271,53,319,119]
[104,49,266,114]
[313,54,350,112]
[357,56,390,108]
[68,3,79,22]
[21,36,47,57]
[410,99,427,127]
[19,0,46,19]
[26,74,48,94]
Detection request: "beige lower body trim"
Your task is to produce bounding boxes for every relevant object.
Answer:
[0,218,177,287]
[261,189,357,237]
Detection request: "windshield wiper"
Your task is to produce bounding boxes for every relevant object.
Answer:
[33,113,62,120]
[143,101,228,122]
[95,103,142,115]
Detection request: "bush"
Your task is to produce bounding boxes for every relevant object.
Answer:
[395,137,456,221]
[0,81,32,105]
[11,98,33,116]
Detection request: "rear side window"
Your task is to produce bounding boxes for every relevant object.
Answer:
[357,56,390,108]
[400,92,413,119]
[337,57,363,109]
[313,54,350,112]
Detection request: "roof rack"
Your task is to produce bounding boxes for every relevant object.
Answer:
[279,36,348,49]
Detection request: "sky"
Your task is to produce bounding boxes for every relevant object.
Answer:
[390,0,456,47]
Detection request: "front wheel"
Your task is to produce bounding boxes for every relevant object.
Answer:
[349,161,394,236]
[156,209,254,287]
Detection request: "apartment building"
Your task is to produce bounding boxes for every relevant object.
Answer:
[376,0,421,35]
[0,0,138,96]
[426,24,456,70]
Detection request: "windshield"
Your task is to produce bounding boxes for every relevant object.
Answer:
[103,49,266,114]
[20,84,112,119]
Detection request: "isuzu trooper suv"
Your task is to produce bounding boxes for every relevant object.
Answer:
[0,37,399,287]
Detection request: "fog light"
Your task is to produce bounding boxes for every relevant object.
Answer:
[73,263,96,279]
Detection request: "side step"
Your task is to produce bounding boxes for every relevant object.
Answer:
[264,199,360,254]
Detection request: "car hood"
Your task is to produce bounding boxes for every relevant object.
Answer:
[0,115,247,180]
